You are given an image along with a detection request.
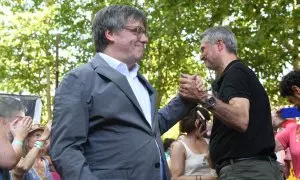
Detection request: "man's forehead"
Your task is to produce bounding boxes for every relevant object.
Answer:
[126,18,145,27]
[200,41,210,48]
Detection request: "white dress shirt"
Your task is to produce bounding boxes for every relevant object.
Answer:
[99,53,165,180]
[98,53,152,127]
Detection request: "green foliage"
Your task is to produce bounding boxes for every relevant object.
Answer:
[0,3,57,120]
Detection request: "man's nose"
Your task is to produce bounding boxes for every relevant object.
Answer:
[200,53,204,60]
[140,33,148,43]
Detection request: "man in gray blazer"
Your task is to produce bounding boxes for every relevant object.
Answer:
[49,5,195,180]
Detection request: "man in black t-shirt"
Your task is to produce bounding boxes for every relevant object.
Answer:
[179,26,282,179]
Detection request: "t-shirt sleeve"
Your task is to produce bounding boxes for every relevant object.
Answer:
[276,126,293,149]
[222,67,251,102]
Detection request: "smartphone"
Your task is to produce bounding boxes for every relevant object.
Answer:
[280,107,300,119]
[196,110,207,131]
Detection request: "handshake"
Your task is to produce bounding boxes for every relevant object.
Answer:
[179,74,216,109]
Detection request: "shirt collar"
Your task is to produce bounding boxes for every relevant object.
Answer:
[98,52,140,78]
[222,59,240,76]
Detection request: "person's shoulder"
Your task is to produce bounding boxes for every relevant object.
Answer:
[62,61,95,82]
[172,140,185,150]
[228,60,256,79]
[230,60,250,72]
[69,61,94,75]
[171,140,187,155]
[58,62,95,90]
[285,123,298,130]
[277,123,298,137]
[173,140,183,146]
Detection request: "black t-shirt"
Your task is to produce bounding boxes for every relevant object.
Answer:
[209,60,276,166]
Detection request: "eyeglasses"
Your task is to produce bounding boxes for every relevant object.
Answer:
[122,26,148,38]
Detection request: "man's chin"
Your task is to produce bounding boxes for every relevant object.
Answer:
[203,61,212,69]
[134,55,144,62]
[205,64,214,70]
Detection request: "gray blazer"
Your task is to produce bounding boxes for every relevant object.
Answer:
[49,54,194,180]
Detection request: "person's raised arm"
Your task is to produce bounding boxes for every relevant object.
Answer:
[157,95,196,134]
[12,120,52,179]
[10,116,32,162]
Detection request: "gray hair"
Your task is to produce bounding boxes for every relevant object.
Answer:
[92,5,147,52]
[200,26,238,55]
[0,96,26,119]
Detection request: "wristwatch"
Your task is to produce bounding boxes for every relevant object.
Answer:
[202,95,217,109]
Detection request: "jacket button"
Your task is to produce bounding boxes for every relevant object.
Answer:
[155,162,160,168]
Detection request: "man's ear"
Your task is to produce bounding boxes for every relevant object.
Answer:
[217,40,224,51]
[291,85,300,95]
[104,30,115,43]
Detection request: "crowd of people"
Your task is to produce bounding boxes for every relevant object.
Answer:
[1,4,299,180]
[0,97,60,180]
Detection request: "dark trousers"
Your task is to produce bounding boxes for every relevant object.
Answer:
[218,158,284,180]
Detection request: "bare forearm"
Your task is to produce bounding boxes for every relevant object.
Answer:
[21,147,41,170]
[12,147,41,179]
[210,99,248,132]
[12,137,25,160]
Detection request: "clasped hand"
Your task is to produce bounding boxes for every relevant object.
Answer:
[179,73,208,103]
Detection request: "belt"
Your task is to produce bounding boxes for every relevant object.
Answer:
[215,156,274,175]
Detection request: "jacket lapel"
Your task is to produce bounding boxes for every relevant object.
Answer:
[90,54,148,124]
[137,74,157,129]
